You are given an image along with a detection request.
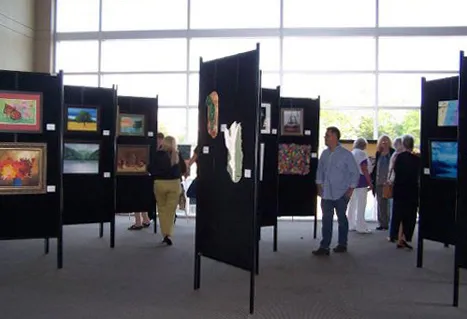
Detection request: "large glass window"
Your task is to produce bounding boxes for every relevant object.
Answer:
[101,39,187,72]
[102,0,188,31]
[379,37,467,71]
[56,0,99,32]
[284,0,376,28]
[63,74,99,87]
[261,72,281,90]
[282,74,375,107]
[319,109,376,144]
[379,0,467,27]
[188,74,199,106]
[158,108,187,143]
[101,74,187,105]
[189,38,280,71]
[377,109,421,146]
[190,0,280,29]
[55,41,99,73]
[188,108,199,144]
[283,37,376,71]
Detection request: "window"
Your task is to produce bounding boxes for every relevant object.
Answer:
[379,37,467,71]
[283,37,376,71]
[55,41,99,73]
[101,39,187,72]
[261,72,280,89]
[101,74,187,105]
[188,108,199,144]
[378,73,457,107]
[56,0,99,32]
[63,74,99,87]
[158,108,187,143]
[101,0,188,31]
[377,109,421,146]
[284,0,376,27]
[319,109,376,143]
[379,0,467,27]
[188,74,199,106]
[189,38,280,71]
[282,74,375,107]
[190,0,280,29]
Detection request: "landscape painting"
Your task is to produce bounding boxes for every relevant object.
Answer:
[66,106,99,132]
[0,91,42,133]
[117,145,149,175]
[63,142,100,174]
[118,113,145,136]
[0,142,47,195]
[430,140,458,180]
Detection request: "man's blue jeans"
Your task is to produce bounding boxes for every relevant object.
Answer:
[320,195,350,249]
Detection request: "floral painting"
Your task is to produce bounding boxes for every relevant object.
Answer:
[0,91,42,133]
[278,143,311,175]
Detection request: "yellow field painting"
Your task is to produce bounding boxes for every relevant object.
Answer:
[67,121,97,132]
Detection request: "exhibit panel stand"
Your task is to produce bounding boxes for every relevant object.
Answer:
[0,69,64,269]
[277,97,320,240]
[116,95,158,233]
[194,46,261,314]
[63,85,117,249]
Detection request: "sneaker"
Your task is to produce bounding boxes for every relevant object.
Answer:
[312,248,330,256]
[333,245,347,253]
[356,229,372,234]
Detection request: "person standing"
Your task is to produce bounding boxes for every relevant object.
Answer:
[313,127,360,256]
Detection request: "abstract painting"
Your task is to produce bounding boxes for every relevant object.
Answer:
[0,143,47,195]
[278,143,311,175]
[117,145,149,175]
[118,113,145,136]
[66,106,99,132]
[281,108,304,136]
[260,103,271,134]
[63,142,100,174]
[224,121,243,183]
[437,100,458,127]
[206,91,219,138]
[0,91,42,133]
[430,140,458,180]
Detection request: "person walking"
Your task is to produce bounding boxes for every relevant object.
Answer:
[313,127,360,256]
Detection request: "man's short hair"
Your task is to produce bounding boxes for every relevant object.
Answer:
[326,126,341,140]
[156,132,165,139]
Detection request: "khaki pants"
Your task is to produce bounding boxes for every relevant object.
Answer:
[154,179,181,237]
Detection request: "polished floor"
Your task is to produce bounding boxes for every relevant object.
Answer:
[0,216,466,319]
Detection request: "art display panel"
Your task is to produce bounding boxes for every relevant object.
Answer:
[63,142,100,174]
[260,103,271,134]
[117,145,149,175]
[0,91,42,133]
[118,113,145,136]
[278,143,311,175]
[281,108,304,136]
[437,100,458,127]
[0,143,47,194]
[430,140,458,180]
[66,106,99,132]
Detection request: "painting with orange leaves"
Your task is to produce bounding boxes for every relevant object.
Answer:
[0,143,47,195]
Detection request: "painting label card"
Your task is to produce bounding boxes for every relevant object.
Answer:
[66,106,99,132]
[221,124,227,132]
[117,145,149,175]
[203,146,209,154]
[103,130,110,136]
[103,172,111,178]
[260,103,271,134]
[46,123,55,131]
[0,142,47,195]
[0,91,42,133]
[244,169,251,178]
[64,142,100,174]
[312,152,317,158]
[118,113,145,136]
[305,130,311,136]
[281,108,304,136]
[148,131,154,137]
[424,168,430,175]
[272,128,277,135]
[47,185,56,192]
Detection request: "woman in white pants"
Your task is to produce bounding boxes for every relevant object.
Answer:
[347,138,373,233]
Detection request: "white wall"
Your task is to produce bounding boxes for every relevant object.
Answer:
[0,0,35,71]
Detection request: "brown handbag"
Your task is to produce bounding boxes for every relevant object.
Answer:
[382,170,393,199]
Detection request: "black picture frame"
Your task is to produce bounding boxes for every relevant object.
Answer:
[64,105,100,133]
[63,140,101,175]
[116,144,150,176]
[117,113,146,137]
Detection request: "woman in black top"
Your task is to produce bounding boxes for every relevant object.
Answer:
[391,134,420,250]
[150,136,186,245]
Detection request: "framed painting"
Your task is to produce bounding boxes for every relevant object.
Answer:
[260,103,271,134]
[0,142,47,195]
[118,113,145,136]
[281,108,304,136]
[0,91,42,133]
[116,144,149,175]
[63,141,100,174]
[66,105,99,132]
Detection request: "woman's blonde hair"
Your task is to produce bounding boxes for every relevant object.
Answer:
[162,136,179,166]
[377,135,392,152]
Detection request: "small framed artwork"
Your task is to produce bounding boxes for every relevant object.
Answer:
[260,103,271,134]
[0,91,43,133]
[63,142,100,174]
[116,144,149,175]
[66,106,99,132]
[437,100,458,127]
[281,108,304,136]
[118,113,145,136]
[0,142,47,195]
